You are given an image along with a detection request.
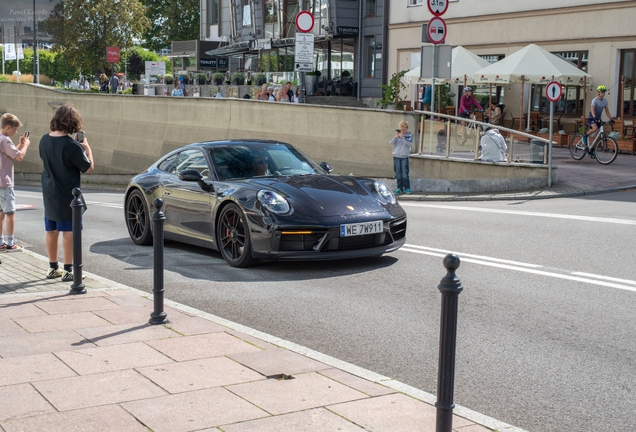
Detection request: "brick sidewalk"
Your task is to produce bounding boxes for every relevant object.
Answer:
[0,249,525,432]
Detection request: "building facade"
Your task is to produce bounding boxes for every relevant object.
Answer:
[198,0,389,98]
[388,0,636,124]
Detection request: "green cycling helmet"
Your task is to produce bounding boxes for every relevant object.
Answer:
[597,85,607,92]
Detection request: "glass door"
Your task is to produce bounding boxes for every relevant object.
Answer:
[621,50,635,118]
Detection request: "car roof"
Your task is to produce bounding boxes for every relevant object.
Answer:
[186,139,290,149]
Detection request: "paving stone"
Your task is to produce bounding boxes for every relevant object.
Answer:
[146,331,261,361]
[54,342,174,375]
[75,322,180,346]
[0,303,48,319]
[121,387,269,432]
[228,348,329,376]
[35,297,121,315]
[227,372,368,415]
[220,407,366,431]
[0,353,77,386]
[0,383,56,422]
[0,329,96,358]
[0,404,149,432]
[0,318,28,337]
[13,311,111,333]
[164,315,227,335]
[136,356,265,393]
[92,305,160,325]
[32,369,168,411]
[318,368,396,397]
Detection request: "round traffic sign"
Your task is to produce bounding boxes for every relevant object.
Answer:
[545,81,562,103]
[295,11,314,33]
[427,16,447,44]
[428,0,449,16]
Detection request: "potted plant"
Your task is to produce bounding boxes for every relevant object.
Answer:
[377,70,407,110]
[212,72,225,85]
[195,73,207,85]
[254,73,267,86]
[615,135,636,155]
[231,72,245,85]
[164,74,174,85]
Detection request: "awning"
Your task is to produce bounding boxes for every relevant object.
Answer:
[205,34,332,57]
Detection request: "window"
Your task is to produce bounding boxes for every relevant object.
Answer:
[365,36,375,78]
[407,0,423,6]
[208,0,219,25]
[366,0,376,17]
[264,0,279,39]
[620,49,635,118]
[175,150,211,179]
[479,54,504,64]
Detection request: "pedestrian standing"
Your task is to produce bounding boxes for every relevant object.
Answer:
[39,103,94,281]
[0,113,31,251]
[389,121,413,195]
[109,74,119,94]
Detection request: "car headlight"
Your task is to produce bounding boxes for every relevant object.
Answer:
[374,181,396,204]
[257,190,291,214]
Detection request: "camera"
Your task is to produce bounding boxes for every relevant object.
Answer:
[76,130,85,143]
[24,131,30,138]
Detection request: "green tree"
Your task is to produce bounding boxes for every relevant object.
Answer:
[39,0,150,75]
[140,0,199,51]
[122,46,168,80]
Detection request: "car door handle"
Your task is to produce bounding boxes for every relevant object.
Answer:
[163,190,172,196]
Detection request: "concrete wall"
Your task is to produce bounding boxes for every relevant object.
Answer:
[0,82,552,192]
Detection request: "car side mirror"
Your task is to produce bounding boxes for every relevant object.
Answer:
[319,162,333,173]
[178,169,214,192]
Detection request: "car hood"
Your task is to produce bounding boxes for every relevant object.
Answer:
[250,175,391,217]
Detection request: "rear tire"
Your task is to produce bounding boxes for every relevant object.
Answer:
[569,133,587,160]
[595,137,618,165]
[216,203,258,268]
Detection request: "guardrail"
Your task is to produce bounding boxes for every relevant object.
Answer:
[412,110,557,187]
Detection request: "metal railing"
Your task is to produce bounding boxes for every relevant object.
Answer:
[412,110,557,165]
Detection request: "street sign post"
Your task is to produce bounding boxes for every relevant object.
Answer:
[295,10,314,33]
[545,81,561,187]
[294,32,314,71]
[428,0,449,16]
[427,17,447,45]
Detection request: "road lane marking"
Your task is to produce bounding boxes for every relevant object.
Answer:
[405,245,541,268]
[400,246,636,293]
[400,203,636,226]
[571,272,636,285]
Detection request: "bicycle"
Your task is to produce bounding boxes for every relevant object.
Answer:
[454,109,484,147]
[569,120,618,165]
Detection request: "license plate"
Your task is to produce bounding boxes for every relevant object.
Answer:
[340,220,383,237]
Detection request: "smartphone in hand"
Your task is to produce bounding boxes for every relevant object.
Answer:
[396,129,401,133]
[76,130,85,143]
[24,131,30,138]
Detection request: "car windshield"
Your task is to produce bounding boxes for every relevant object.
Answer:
[210,143,325,180]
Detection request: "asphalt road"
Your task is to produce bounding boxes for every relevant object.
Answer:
[9,186,636,432]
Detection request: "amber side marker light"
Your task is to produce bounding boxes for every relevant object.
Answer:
[281,231,313,235]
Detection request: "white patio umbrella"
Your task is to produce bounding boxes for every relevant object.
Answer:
[472,44,592,130]
[404,46,492,85]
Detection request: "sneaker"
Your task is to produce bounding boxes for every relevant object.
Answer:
[589,152,596,159]
[61,270,85,282]
[4,244,21,252]
[394,189,402,195]
[46,267,63,279]
[0,244,5,251]
[404,189,412,194]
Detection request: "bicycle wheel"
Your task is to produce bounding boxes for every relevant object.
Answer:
[594,137,618,165]
[569,133,587,160]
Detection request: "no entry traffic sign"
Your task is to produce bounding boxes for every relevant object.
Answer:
[546,81,562,102]
[427,16,447,44]
[428,0,449,16]
[295,11,314,33]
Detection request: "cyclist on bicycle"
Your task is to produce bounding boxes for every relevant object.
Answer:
[458,87,483,143]
[584,85,614,154]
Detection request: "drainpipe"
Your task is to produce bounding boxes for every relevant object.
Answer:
[382,0,389,91]
[356,0,362,100]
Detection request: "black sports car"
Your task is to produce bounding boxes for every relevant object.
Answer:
[124,140,407,267]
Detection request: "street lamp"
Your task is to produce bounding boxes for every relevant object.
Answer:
[33,0,38,83]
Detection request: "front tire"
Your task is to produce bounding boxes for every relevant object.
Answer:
[595,137,618,165]
[125,189,152,245]
[216,203,258,268]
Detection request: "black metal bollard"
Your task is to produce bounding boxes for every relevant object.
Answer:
[435,254,463,432]
[69,188,86,294]
[148,198,168,325]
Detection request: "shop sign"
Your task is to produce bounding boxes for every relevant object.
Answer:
[337,26,359,36]
[199,58,217,68]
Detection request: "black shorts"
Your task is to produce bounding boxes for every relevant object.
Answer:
[459,112,471,119]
